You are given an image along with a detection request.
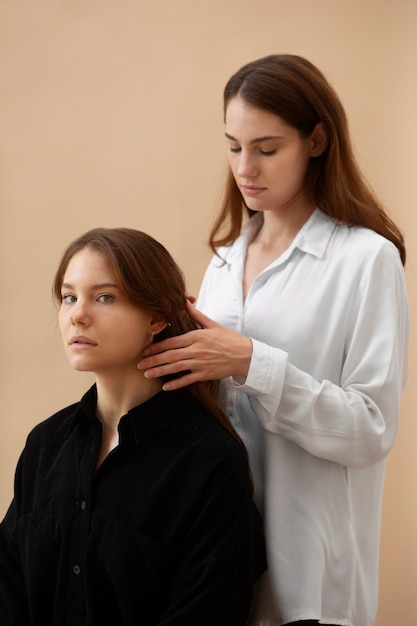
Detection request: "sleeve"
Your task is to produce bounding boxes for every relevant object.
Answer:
[157,447,263,626]
[238,243,409,468]
[0,471,30,624]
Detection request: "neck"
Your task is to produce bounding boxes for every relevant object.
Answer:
[256,204,315,249]
[94,369,163,431]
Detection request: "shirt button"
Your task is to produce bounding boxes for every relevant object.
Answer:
[73,565,81,575]
[80,501,86,511]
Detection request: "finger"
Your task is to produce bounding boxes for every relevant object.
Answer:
[139,351,180,371]
[161,371,200,391]
[142,355,193,379]
[185,300,218,329]
[186,293,196,304]
[141,333,192,359]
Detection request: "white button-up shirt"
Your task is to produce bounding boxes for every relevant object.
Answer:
[197,209,409,626]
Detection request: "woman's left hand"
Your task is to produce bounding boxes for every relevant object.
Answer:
[138,300,253,391]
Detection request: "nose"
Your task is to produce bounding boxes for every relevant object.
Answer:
[236,151,258,178]
[70,300,90,326]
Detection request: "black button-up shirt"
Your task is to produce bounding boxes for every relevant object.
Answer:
[0,386,262,625]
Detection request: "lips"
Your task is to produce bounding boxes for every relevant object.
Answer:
[241,185,266,197]
[69,336,97,347]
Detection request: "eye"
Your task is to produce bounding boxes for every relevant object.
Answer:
[259,148,277,156]
[229,146,241,153]
[97,294,115,304]
[61,294,76,304]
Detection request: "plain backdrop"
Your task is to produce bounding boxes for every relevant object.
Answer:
[0,1,416,624]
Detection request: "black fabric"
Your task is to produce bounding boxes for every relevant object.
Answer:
[284,622,344,625]
[0,386,264,625]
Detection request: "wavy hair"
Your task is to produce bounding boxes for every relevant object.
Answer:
[210,54,405,264]
[52,227,251,468]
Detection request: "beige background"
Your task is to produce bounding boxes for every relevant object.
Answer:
[0,1,415,623]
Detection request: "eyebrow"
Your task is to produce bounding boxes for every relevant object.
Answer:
[225,132,284,144]
[61,282,120,290]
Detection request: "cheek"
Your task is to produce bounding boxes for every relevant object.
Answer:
[122,320,150,349]
[227,154,238,174]
[278,151,309,183]
[119,335,149,361]
[58,311,66,336]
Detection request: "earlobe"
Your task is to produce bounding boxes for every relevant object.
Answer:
[310,122,328,157]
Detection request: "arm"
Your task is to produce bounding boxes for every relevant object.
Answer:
[0,501,30,625]
[142,243,409,469]
[157,453,258,626]
[240,243,409,468]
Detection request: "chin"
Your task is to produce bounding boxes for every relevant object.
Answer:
[67,358,95,373]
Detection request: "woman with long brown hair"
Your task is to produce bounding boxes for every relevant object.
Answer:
[0,227,263,625]
[139,55,409,626]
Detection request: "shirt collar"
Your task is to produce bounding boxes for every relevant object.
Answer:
[218,209,337,267]
[121,387,195,444]
[292,209,337,259]
[65,384,195,445]
[64,384,98,439]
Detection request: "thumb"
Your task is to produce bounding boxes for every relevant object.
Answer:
[185,299,218,329]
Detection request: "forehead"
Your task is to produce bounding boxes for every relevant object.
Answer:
[63,248,114,281]
[225,96,292,136]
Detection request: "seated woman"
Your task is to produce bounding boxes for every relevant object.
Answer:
[0,227,265,626]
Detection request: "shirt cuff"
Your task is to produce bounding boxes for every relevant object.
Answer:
[232,339,288,423]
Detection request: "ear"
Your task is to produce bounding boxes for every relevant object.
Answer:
[149,316,169,336]
[310,122,328,157]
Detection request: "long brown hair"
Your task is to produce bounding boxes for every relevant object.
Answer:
[52,227,250,458]
[210,54,406,264]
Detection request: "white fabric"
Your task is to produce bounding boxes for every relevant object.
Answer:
[197,209,409,626]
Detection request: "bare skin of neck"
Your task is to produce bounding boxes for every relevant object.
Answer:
[243,205,314,298]
[94,371,162,470]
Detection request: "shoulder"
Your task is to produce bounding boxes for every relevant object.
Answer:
[24,401,81,450]
[170,391,249,474]
[329,221,403,272]
[25,385,97,448]
[324,223,408,315]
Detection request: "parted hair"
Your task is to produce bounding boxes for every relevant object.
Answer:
[210,53,405,264]
[52,227,249,455]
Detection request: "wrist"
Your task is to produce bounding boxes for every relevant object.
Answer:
[235,337,253,380]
